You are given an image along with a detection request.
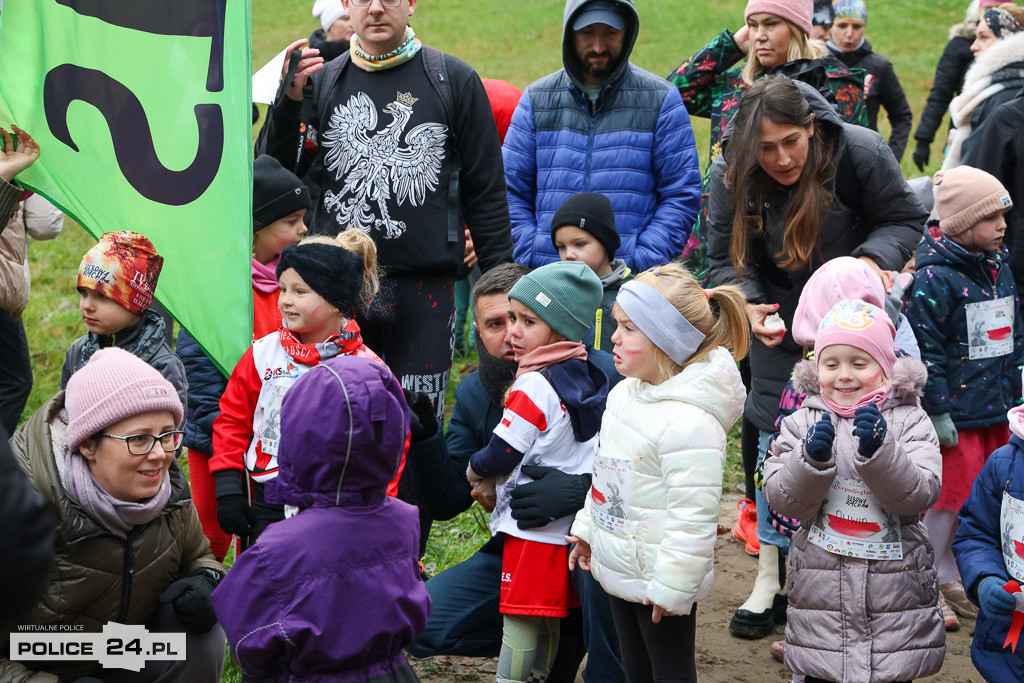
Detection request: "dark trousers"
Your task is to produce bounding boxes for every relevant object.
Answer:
[358,273,456,556]
[0,309,32,433]
[608,596,696,683]
[408,546,625,682]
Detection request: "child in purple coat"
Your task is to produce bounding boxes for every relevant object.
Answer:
[212,356,429,682]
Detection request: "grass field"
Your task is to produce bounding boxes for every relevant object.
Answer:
[16,1,972,679]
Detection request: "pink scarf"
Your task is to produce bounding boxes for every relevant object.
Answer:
[252,257,279,294]
[821,386,890,418]
[516,341,588,377]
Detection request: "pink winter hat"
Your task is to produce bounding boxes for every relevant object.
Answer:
[814,299,897,378]
[745,0,813,36]
[792,257,886,348]
[66,348,183,454]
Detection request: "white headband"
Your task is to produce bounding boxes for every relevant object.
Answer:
[616,281,706,366]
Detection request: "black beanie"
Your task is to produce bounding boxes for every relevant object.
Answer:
[550,192,620,258]
[253,155,311,232]
[277,242,363,315]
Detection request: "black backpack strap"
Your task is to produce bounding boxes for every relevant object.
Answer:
[421,46,461,244]
[312,50,351,132]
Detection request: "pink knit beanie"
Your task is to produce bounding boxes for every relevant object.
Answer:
[66,348,183,454]
[934,166,1013,237]
[792,257,886,348]
[814,299,896,378]
[745,0,813,36]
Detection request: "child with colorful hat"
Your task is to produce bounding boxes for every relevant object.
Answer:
[465,260,610,683]
[906,165,1024,626]
[60,231,186,414]
[763,298,945,682]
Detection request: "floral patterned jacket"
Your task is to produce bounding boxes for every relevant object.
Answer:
[667,29,867,280]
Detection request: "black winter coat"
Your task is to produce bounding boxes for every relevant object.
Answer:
[914,25,975,145]
[706,83,926,432]
[974,88,1024,295]
[829,40,913,162]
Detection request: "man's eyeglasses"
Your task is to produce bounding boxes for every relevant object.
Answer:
[349,0,403,7]
[100,431,185,455]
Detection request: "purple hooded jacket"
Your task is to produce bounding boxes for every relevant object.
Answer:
[211,356,429,683]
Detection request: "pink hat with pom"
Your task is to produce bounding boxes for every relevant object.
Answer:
[814,299,897,378]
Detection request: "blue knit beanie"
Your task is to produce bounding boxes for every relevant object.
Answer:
[508,261,602,342]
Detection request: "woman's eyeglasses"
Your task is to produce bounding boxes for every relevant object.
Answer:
[349,0,403,7]
[100,431,185,455]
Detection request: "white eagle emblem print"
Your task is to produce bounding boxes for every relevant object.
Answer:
[321,91,448,238]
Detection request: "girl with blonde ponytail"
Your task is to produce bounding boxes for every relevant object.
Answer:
[567,263,748,682]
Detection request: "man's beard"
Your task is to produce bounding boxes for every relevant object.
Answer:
[474,332,518,407]
[581,51,622,80]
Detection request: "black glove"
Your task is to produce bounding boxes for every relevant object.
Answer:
[159,569,220,633]
[403,389,438,441]
[509,465,588,529]
[214,471,255,539]
[912,141,930,172]
[804,414,835,463]
[852,402,887,457]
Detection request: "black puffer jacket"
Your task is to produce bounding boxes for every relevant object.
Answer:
[973,87,1024,294]
[828,40,913,162]
[705,82,926,432]
[914,22,976,145]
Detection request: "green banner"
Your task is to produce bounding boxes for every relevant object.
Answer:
[0,0,253,375]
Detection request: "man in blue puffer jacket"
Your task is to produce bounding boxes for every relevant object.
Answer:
[503,0,701,271]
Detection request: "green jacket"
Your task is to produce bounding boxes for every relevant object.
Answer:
[2,392,221,682]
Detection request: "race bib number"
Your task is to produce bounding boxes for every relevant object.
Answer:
[808,476,902,560]
[590,454,631,535]
[966,296,1014,360]
[1001,491,1024,581]
[257,383,287,457]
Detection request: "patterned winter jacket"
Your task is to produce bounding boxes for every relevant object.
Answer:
[667,29,867,280]
[906,223,1024,429]
[503,0,701,272]
[763,358,944,683]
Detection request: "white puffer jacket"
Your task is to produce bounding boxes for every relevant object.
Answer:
[570,347,745,615]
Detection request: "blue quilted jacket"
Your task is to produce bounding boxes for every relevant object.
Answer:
[503,0,701,271]
[953,432,1024,683]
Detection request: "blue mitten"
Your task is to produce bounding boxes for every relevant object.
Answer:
[853,402,887,457]
[978,576,1018,624]
[804,414,835,462]
[930,413,959,447]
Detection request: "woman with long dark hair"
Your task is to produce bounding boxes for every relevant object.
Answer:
[705,74,926,648]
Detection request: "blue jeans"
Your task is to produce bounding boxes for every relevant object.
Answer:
[408,545,625,682]
[757,430,790,552]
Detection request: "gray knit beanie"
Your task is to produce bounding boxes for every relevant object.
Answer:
[508,261,602,342]
[934,166,1013,237]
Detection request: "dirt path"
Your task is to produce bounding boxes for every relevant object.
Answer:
[412,495,984,682]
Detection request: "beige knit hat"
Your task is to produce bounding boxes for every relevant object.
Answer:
[66,348,183,454]
[934,166,1013,237]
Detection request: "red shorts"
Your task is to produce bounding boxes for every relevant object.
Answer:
[500,536,579,617]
